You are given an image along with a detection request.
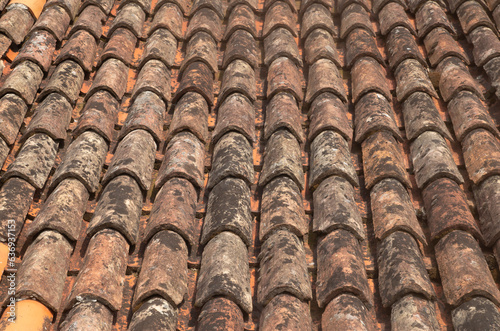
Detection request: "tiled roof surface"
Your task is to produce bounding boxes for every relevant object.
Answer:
[0,0,499,329]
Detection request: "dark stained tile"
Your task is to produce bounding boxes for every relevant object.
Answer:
[168,91,208,144]
[208,131,254,189]
[469,26,500,67]
[345,28,384,68]
[12,30,56,72]
[140,29,177,70]
[118,0,152,14]
[219,59,256,104]
[128,297,177,331]
[361,130,411,190]
[301,3,336,40]
[0,94,28,145]
[197,297,244,331]
[86,58,129,101]
[424,27,470,67]
[260,175,307,241]
[378,2,416,36]
[354,92,401,144]
[133,230,188,307]
[31,4,71,41]
[494,6,500,32]
[186,8,223,42]
[264,92,304,143]
[28,178,89,242]
[415,1,455,38]
[304,28,341,67]
[386,26,426,69]
[258,229,312,305]
[259,129,304,190]
[0,178,36,241]
[352,57,392,103]
[317,229,372,308]
[154,0,190,14]
[264,28,301,68]
[452,296,500,331]
[313,175,365,239]
[101,28,137,66]
[70,5,106,40]
[224,4,257,40]
[56,30,97,73]
[190,0,225,19]
[449,0,479,12]
[103,129,156,191]
[435,230,500,307]
[65,229,129,312]
[108,2,145,38]
[0,7,34,45]
[0,60,43,105]
[60,301,114,331]
[483,56,500,100]
[181,31,217,77]
[462,129,500,185]
[423,177,483,243]
[392,295,440,331]
[3,133,58,190]
[322,294,373,331]
[17,230,72,312]
[267,56,303,102]
[377,231,435,307]
[265,0,297,12]
[87,175,143,245]
[259,294,312,331]
[38,60,85,105]
[172,62,214,107]
[212,93,255,146]
[457,1,496,35]
[373,0,407,13]
[395,59,438,102]
[45,0,81,19]
[371,178,426,245]
[310,130,359,189]
[437,56,484,102]
[50,131,108,194]
[195,231,252,313]
[336,0,370,13]
[224,29,258,69]
[131,59,171,106]
[305,58,346,104]
[262,1,297,38]
[340,4,373,40]
[402,91,452,141]
[146,177,197,249]
[228,0,258,12]
[475,175,500,246]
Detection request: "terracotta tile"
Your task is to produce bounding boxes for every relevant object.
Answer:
[258,229,312,304]
[104,130,156,191]
[56,30,97,73]
[301,4,336,40]
[267,57,303,102]
[88,175,143,245]
[146,177,197,249]
[12,30,56,72]
[392,295,440,331]
[121,91,165,144]
[371,178,426,245]
[304,28,341,67]
[65,229,129,311]
[475,175,500,246]
[3,133,57,190]
[0,34,11,59]
[264,28,301,68]
[108,3,145,38]
[462,129,500,185]
[133,230,188,307]
[168,91,209,144]
[118,0,152,14]
[76,90,120,143]
[154,0,190,14]
[402,92,452,141]
[361,130,411,189]
[438,56,485,102]
[351,30,385,65]
[306,58,346,104]
[452,297,500,330]
[336,0,370,13]
[387,27,426,70]
[450,0,484,12]
[264,92,304,143]
[190,0,225,19]
[0,178,35,241]
[423,177,482,243]
[262,1,297,38]
[70,5,106,40]
[50,131,108,193]
[378,231,435,307]
[0,60,43,105]
[195,231,252,313]
[224,29,258,69]
[0,139,8,169]
[140,28,177,71]
[260,175,307,241]
[352,57,392,103]
[487,0,500,10]
[224,4,256,40]
[172,62,214,107]
[31,5,71,41]
[228,0,258,12]
[24,92,73,142]
[129,297,178,331]
[219,59,256,104]
[208,131,254,189]
[340,4,373,39]
[310,130,358,189]
[101,28,137,66]
[435,230,500,307]
[259,294,312,331]
[131,59,171,106]
[158,131,205,190]
[28,178,88,242]
[395,59,438,102]
[38,60,85,105]
[457,1,496,35]
[469,26,500,67]
[87,58,129,101]
[0,7,34,45]
[0,94,28,145]
[259,129,304,190]
[197,297,244,330]
[354,92,401,144]
[186,8,222,42]
[378,2,415,36]
[45,0,81,19]
[483,56,500,100]
[150,2,183,41]
[17,230,72,312]
[317,229,371,308]
[202,177,252,245]
[494,6,500,31]
[265,0,297,12]
[308,92,352,144]
[212,93,255,146]
[60,301,113,331]
[424,27,470,67]
[415,1,455,38]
